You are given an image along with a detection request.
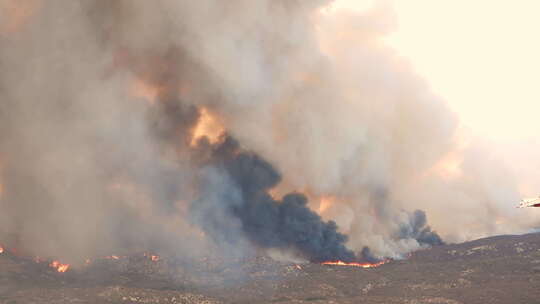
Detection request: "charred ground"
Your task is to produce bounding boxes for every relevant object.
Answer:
[1,232,539,304]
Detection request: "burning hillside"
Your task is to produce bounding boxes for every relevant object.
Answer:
[1,232,540,303]
[0,0,538,287]
[0,0,450,267]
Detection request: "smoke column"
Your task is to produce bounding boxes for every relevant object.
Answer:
[0,0,537,264]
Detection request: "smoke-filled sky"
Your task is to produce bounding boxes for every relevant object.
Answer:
[0,0,539,265]
[330,0,540,196]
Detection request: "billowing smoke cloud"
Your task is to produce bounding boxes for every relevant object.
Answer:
[0,0,537,266]
[193,136,356,262]
[0,0,364,264]
[399,210,443,247]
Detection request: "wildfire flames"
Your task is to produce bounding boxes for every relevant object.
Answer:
[145,254,160,262]
[190,107,224,147]
[49,260,70,273]
[0,244,162,273]
[321,260,388,268]
[47,252,161,273]
[0,242,390,273]
[318,195,338,214]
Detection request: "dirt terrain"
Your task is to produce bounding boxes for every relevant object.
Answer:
[1,233,540,304]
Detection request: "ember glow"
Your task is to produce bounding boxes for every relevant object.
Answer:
[49,260,70,273]
[143,253,160,262]
[190,107,225,147]
[131,78,163,104]
[0,245,70,272]
[3,0,540,276]
[318,196,337,214]
[322,260,388,268]
[0,242,164,273]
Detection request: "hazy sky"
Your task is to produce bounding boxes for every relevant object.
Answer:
[327,0,540,196]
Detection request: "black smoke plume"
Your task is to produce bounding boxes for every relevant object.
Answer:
[399,210,444,246]
[192,136,357,262]
[0,1,455,266]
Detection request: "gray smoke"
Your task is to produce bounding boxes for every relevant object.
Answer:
[1,0,534,266]
[0,0,366,263]
[192,136,357,262]
[399,210,444,247]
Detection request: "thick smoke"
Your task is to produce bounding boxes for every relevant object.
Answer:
[398,210,444,247]
[0,0,537,266]
[0,0,365,264]
[194,136,356,262]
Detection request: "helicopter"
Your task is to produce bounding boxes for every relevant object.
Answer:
[517,197,540,208]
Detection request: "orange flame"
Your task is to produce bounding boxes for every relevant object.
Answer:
[190,107,224,147]
[143,253,160,262]
[318,195,338,214]
[49,260,70,273]
[321,260,388,268]
[0,243,166,273]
